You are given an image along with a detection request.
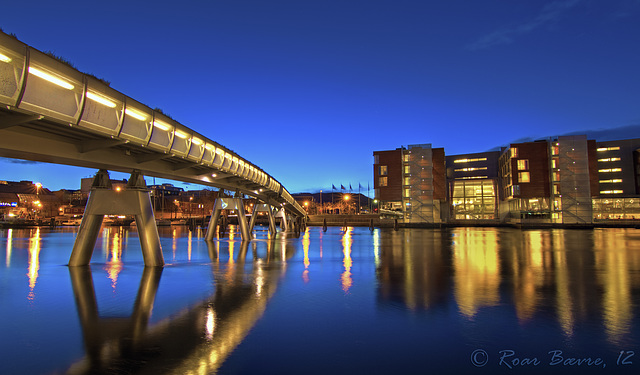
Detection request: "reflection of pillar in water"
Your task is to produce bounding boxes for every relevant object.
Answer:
[68,265,163,370]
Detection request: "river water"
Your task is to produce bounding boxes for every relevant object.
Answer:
[1,225,639,374]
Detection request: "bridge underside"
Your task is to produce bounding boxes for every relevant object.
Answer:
[0,109,287,208]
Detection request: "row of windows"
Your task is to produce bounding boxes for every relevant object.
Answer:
[455,175,488,180]
[597,146,620,152]
[453,157,487,163]
[599,168,622,173]
[598,157,621,162]
[600,179,623,183]
[454,167,487,172]
[601,190,624,194]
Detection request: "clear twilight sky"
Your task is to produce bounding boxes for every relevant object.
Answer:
[1,0,639,194]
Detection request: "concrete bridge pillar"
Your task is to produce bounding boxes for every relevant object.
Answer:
[275,208,294,232]
[205,191,251,241]
[248,203,277,237]
[69,169,164,267]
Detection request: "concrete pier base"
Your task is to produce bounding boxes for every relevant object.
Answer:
[69,169,164,267]
[249,203,277,237]
[205,193,251,241]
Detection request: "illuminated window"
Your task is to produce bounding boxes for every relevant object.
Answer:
[597,157,622,162]
[510,148,518,158]
[551,159,558,169]
[379,177,388,187]
[553,184,560,195]
[454,176,489,180]
[551,145,559,155]
[404,165,410,174]
[553,171,560,182]
[403,154,410,162]
[454,167,488,172]
[517,159,528,170]
[404,177,410,185]
[600,190,623,194]
[599,179,623,183]
[453,158,487,163]
[518,172,530,183]
[599,168,622,173]
[597,146,620,152]
[379,165,388,176]
[404,188,411,198]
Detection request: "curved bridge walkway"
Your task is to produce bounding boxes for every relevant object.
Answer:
[0,31,306,266]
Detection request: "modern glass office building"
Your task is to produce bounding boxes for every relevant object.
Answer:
[374,136,640,224]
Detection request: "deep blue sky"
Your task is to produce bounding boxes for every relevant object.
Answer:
[1,0,639,194]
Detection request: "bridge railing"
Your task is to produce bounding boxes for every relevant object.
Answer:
[0,31,304,216]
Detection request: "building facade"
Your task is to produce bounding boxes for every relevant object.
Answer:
[446,151,501,222]
[374,136,640,225]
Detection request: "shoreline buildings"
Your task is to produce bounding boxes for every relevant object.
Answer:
[374,135,640,225]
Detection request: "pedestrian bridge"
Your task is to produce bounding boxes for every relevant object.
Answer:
[0,31,305,266]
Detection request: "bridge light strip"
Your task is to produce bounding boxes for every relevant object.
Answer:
[192,137,203,145]
[152,120,172,131]
[86,91,116,108]
[28,66,74,90]
[125,108,148,121]
[205,144,214,151]
[175,130,189,139]
[0,52,11,63]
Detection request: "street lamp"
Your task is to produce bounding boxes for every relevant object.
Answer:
[343,194,350,214]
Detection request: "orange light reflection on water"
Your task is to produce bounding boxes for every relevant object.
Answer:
[104,228,123,290]
[452,228,500,318]
[6,228,13,267]
[595,229,640,344]
[341,227,353,293]
[27,228,41,300]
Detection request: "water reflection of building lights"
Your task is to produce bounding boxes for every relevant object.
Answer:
[373,228,380,266]
[172,228,178,260]
[553,241,574,338]
[6,228,12,267]
[105,228,123,290]
[303,228,310,268]
[513,231,546,322]
[341,227,353,293]
[595,230,635,344]
[255,267,265,297]
[206,306,216,341]
[302,227,311,283]
[27,228,41,300]
[452,228,500,318]
[188,230,193,261]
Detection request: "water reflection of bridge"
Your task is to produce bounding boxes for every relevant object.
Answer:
[66,238,296,374]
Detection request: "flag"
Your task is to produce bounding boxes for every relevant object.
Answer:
[349,183,353,191]
[341,184,346,190]
[359,183,363,189]
[332,184,337,190]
